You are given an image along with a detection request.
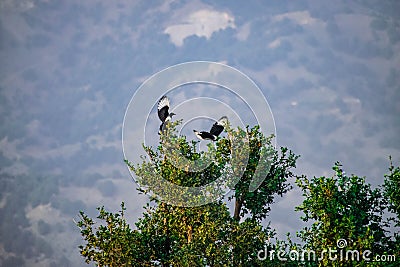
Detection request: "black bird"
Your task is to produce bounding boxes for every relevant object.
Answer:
[193,116,228,141]
[158,96,176,134]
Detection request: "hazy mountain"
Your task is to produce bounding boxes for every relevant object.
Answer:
[1,0,399,266]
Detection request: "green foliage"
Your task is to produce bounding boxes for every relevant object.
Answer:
[384,158,400,221]
[77,202,149,266]
[136,201,235,266]
[296,162,391,266]
[78,131,400,266]
[229,125,299,222]
[126,120,233,206]
[77,122,400,266]
[384,157,400,261]
[78,201,290,266]
[78,122,299,266]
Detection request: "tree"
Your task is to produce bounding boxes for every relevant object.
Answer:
[229,126,298,222]
[295,162,391,266]
[77,121,400,266]
[384,157,400,261]
[77,122,300,266]
[77,203,149,266]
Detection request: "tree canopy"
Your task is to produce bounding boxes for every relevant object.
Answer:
[77,123,399,266]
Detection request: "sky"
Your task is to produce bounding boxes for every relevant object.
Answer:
[0,0,399,266]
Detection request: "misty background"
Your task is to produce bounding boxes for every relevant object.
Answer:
[1,0,399,266]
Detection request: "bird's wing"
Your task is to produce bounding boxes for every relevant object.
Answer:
[157,96,170,122]
[209,123,224,137]
[198,131,216,140]
[209,116,227,136]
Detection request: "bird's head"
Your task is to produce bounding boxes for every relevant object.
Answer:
[169,112,176,117]
[219,116,228,126]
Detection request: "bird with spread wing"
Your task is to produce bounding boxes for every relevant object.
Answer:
[157,96,176,135]
[193,116,228,141]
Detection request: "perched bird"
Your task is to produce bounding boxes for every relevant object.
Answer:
[193,116,228,141]
[157,96,176,134]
